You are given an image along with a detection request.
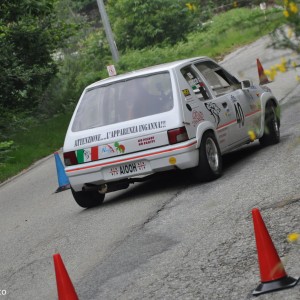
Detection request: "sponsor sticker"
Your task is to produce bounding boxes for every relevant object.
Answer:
[74,120,167,147]
[182,89,191,97]
[192,110,204,127]
[138,136,155,146]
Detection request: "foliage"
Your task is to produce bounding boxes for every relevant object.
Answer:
[0,0,83,167]
[287,232,300,243]
[0,104,41,165]
[0,113,72,182]
[116,8,283,72]
[264,1,300,82]
[107,0,195,50]
[39,29,112,117]
[71,0,96,11]
[0,140,14,166]
[0,0,77,112]
[196,0,264,22]
[270,0,300,53]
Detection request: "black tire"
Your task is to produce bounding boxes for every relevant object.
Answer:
[191,131,222,182]
[259,103,280,147]
[71,187,105,208]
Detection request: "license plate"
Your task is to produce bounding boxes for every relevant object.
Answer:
[104,161,150,179]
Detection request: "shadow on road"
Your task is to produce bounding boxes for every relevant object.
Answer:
[222,142,262,171]
[80,142,268,211]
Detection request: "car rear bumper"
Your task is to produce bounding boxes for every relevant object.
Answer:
[66,139,198,191]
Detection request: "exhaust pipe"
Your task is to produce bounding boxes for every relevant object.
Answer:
[98,184,108,194]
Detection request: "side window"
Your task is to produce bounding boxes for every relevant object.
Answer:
[195,61,240,97]
[180,66,210,101]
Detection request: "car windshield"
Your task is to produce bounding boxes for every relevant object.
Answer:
[72,72,174,132]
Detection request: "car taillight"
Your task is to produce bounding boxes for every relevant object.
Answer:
[63,151,78,166]
[167,127,189,145]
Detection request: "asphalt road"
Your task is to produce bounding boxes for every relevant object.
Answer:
[0,36,299,300]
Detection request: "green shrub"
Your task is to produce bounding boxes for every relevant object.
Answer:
[0,141,14,166]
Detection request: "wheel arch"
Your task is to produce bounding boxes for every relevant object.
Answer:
[195,121,219,149]
[268,98,281,127]
[259,96,280,138]
[191,126,223,182]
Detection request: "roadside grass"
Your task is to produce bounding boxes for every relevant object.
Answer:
[115,8,284,73]
[0,7,285,184]
[0,113,72,183]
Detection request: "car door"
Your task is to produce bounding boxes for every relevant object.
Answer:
[225,89,250,144]
[240,82,262,135]
[194,60,251,146]
[178,64,236,151]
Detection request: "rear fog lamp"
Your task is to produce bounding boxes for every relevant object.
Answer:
[168,127,189,144]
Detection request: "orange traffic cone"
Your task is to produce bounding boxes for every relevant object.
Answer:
[257,58,271,85]
[53,253,79,300]
[252,208,299,296]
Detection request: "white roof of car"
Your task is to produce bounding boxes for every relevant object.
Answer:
[87,56,209,89]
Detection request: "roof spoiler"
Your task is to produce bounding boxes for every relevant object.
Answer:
[257,58,271,85]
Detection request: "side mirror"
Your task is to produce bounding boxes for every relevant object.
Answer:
[241,79,253,89]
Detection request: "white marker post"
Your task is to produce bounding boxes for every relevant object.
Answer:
[260,2,267,20]
[107,65,117,77]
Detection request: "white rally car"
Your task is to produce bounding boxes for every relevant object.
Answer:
[63,57,280,208]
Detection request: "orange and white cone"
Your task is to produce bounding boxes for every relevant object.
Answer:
[252,208,299,296]
[257,58,271,85]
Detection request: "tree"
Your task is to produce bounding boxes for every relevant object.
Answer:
[107,0,195,50]
[0,0,76,112]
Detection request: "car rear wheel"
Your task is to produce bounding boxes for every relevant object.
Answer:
[71,187,105,208]
[259,103,280,147]
[192,131,222,182]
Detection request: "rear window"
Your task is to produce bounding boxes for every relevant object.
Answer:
[72,72,174,132]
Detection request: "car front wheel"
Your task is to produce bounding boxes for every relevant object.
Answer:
[259,103,280,147]
[192,131,222,182]
[71,187,105,208]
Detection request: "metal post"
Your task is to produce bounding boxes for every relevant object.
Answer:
[96,0,119,62]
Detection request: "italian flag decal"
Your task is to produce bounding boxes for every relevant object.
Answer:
[76,146,99,163]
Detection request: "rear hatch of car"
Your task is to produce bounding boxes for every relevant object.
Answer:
[63,71,188,169]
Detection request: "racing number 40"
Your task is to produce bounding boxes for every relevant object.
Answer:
[234,103,245,127]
